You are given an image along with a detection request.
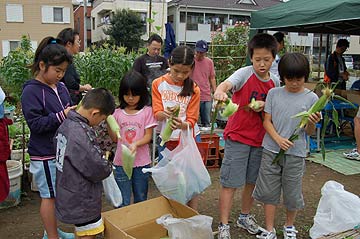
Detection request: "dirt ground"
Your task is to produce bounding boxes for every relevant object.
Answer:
[1,160,360,239]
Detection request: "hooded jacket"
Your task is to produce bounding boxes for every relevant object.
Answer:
[55,110,112,224]
[21,79,71,160]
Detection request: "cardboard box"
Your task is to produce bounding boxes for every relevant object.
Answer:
[334,89,348,99]
[304,82,317,91]
[102,196,199,239]
[346,90,360,106]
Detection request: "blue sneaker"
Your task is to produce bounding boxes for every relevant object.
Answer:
[43,228,75,239]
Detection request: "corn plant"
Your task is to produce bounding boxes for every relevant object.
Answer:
[273,83,357,164]
[0,35,33,104]
[74,44,139,97]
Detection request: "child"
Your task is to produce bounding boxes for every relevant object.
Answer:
[55,88,115,239]
[253,53,321,239]
[109,70,157,207]
[152,45,201,210]
[214,33,280,239]
[21,37,75,239]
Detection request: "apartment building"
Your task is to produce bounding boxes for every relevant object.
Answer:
[167,0,282,44]
[91,0,167,43]
[0,0,73,57]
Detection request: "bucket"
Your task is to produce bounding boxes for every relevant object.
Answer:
[0,160,23,209]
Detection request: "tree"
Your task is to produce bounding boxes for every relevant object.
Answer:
[104,9,145,51]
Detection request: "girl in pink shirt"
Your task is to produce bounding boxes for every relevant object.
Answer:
[109,70,157,207]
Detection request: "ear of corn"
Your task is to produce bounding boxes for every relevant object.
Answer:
[248,98,261,110]
[221,99,239,117]
[107,115,121,139]
[76,99,82,110]
[160,105,180,146]
[122,144,136,179]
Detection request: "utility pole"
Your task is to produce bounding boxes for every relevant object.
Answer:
[149,0,152,38]
[83,0,88,50]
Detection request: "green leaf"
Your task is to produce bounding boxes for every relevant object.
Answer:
[332,108,340,137]
[333,95,358,108]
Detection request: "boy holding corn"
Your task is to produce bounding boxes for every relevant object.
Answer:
[55,88,115,239]
[253,53,321,239]
[214,33,280,239]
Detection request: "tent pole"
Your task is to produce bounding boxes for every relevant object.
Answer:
[317,33,322,79]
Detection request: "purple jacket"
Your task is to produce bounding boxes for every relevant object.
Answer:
[21,79,71,160]
[55,110,112,224]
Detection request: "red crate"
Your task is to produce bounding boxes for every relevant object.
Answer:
[200,133,220,168]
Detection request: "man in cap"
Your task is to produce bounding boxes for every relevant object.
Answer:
[191,40,216,127]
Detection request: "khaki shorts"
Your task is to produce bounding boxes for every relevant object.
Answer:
[220,139,262,188]
[253,149,305,210]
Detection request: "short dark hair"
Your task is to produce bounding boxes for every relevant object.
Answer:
[57,28,79,45]
[169,45,195,97]
[81,88,115,116]
[118,70,149,110]
[273,32,285,43]
[248,33,278,58]
[147,34,163,45]
[278,53,310,82]
[30,36,73,76]
[336,39,350,48]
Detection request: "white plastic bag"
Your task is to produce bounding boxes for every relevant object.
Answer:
[143,128,211,204]
[309,180,360,239]
[156,214,213,239]
[102,171,122,207]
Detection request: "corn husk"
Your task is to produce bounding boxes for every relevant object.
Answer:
[221,99,239,117]
[107,115,121,139]
[122,144,136,179]
[248,98,261,110]
[160,105,180,146]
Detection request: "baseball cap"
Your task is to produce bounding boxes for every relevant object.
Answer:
[195,40,208,53]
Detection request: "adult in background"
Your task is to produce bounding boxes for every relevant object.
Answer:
[57,28,92,105]
[325,39,350,90]
[269,32,285,79]
[191,40,216,127]
[133,34,169,88]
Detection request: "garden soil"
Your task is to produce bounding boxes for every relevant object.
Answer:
[1,161,360,239]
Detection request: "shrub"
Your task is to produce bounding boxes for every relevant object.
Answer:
[74,44,139,97]
[209,23,249,84]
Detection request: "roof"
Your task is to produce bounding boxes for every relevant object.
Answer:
[250,0,360,35]
[168,0,282,11]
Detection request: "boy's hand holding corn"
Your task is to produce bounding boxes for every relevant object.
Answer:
[275,136,294,151]
[307,112,322,125]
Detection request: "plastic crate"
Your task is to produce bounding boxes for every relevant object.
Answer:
[165,141,209,165]
[200,133,220,168]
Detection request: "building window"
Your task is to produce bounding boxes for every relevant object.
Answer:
[180,12,203,31]
[229,15,250,25]
[41,6,70,23]
[92,17,95,30]
[298,32,308,36]
[137,12,147,34]
[86,17,91,31]
[205,14,228,31]
[9,41,20,51]
[53,7,63,22]
[6,4,23,22]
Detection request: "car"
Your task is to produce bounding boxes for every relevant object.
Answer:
[343,55,353,69]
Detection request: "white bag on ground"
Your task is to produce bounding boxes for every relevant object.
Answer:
[143,128,211,204]
[156,214,213,239]
[309,180,360,239]
[102,171,122,207]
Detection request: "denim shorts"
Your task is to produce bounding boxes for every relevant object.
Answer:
[29,159,57,198]
[253,149,305,210]
[113,164,150,207]
[220,139,262,188]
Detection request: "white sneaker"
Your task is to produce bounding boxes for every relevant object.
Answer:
[236,214,261,234]
[343,148,360,160]
[218,223,231,239]
[283,226,298,239]
[256,228,277,239]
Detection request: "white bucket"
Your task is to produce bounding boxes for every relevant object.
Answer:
[0,160,23,209]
